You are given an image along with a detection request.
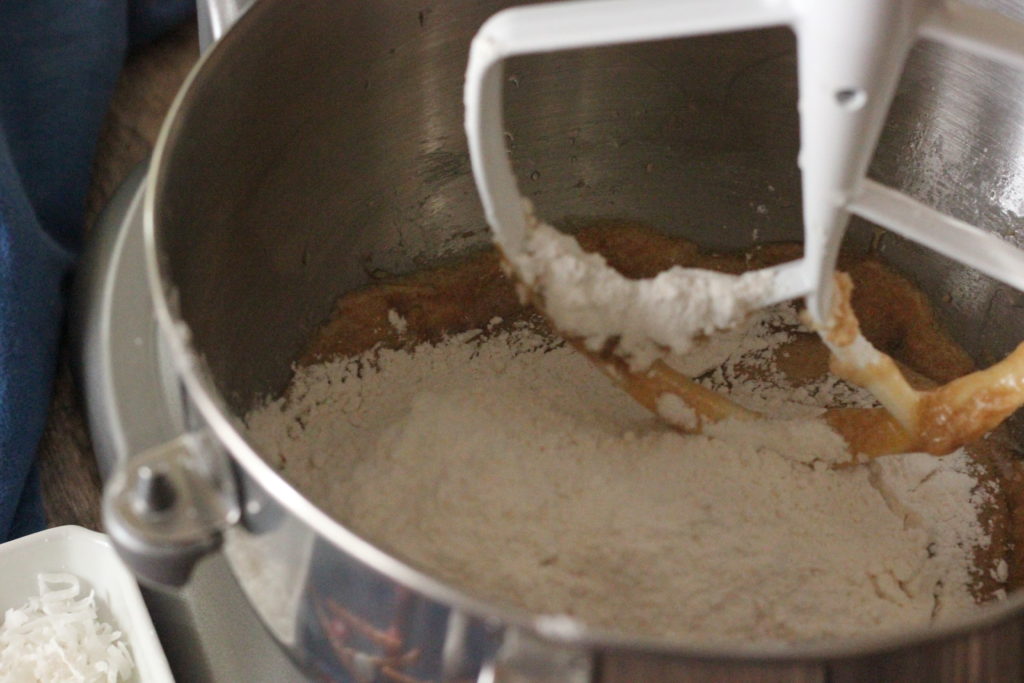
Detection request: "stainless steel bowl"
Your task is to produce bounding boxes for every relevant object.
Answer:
[105,0,1024,679]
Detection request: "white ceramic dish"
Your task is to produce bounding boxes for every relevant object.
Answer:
[0,525,174,682]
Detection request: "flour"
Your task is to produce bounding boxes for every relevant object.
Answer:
[656,393,699,431]
[693,304,877,417]
[387,309,408,334]
[507,208,774,370]
[245,310,996,644]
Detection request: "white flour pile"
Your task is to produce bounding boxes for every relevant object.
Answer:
[246,306,998,644]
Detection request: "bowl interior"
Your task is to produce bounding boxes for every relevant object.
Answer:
[150,0,1024,652]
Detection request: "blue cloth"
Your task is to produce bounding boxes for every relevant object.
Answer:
[0,0,194,541]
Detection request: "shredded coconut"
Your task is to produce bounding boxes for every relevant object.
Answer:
[0,574,134,682]
[505,207,773,369]
[246,311,994,644]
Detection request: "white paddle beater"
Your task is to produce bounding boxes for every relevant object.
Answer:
[464,0,1024,456]
[465,0,1024,323]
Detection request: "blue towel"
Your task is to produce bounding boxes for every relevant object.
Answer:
[0,0,194,541]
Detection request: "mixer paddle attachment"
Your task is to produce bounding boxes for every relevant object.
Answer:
[466,0,1024,457]
[567,273,1024,459]
[815,274,1024,457]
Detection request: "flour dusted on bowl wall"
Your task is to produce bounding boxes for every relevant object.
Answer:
[245,227,1009,643]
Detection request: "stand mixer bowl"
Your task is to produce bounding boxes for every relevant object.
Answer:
[104,0,1024,679]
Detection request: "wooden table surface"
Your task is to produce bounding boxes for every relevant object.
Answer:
[37,23,199,531]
